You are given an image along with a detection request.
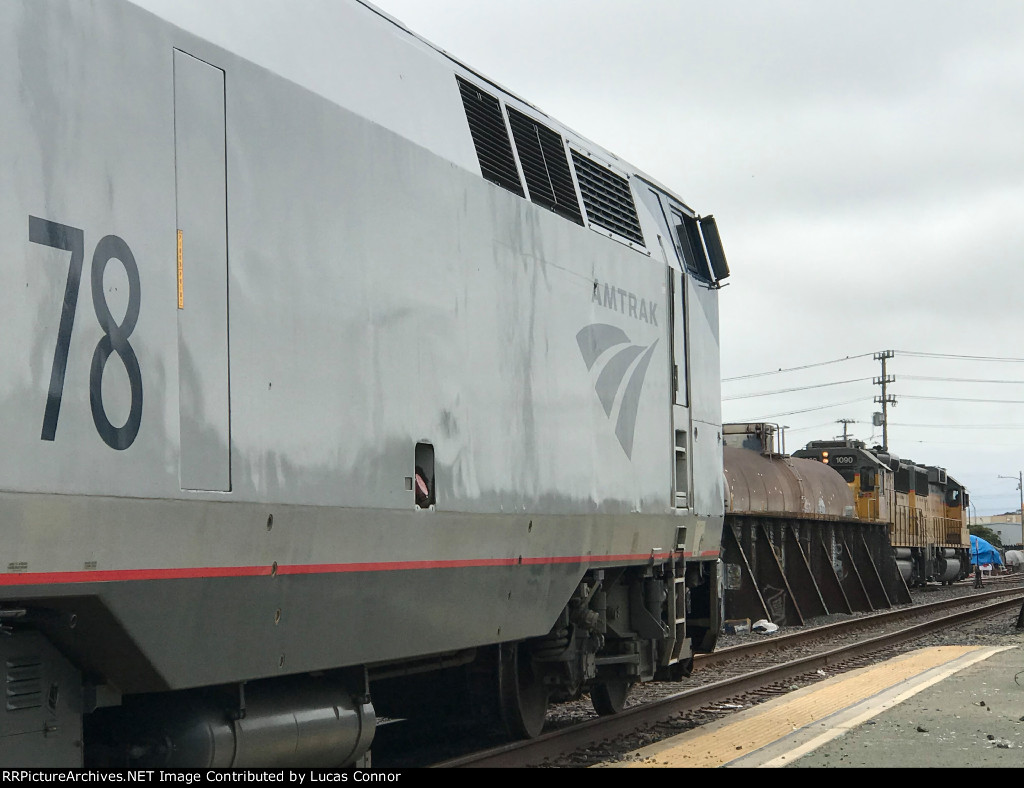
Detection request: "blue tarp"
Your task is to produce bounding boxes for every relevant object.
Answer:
[969,534,1003,566]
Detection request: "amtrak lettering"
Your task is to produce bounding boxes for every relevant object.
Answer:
[591,281,658,326]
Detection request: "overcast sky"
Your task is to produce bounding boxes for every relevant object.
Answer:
[370,0,1024,518]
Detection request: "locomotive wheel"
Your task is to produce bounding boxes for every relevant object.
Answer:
[590,679,632,716]
[497,642,549,739]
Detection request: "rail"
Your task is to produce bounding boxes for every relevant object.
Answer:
[433,588,1024,768]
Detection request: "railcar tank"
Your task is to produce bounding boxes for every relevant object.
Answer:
[724,425,857,518]
[0,0,731,767]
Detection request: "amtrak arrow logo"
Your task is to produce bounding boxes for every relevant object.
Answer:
[577,324,659,460]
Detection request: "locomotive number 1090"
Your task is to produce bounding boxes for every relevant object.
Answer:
[29,216,143,451]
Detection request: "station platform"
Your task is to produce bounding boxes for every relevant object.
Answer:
[597,636,1024,768]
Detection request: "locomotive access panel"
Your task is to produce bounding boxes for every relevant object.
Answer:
[173,50,231,492]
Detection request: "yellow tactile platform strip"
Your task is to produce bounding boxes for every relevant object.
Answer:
[596,645,1006,769]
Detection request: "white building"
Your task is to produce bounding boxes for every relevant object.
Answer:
[974,512,1024,547]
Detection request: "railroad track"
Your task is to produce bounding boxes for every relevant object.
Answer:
[430,586,1024,768]
[699,585,1024,668]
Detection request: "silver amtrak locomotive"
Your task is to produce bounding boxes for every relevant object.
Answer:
[0,0,730,767]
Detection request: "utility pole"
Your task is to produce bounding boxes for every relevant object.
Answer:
[873,350,896,452]
[836,419,855,440]
[1016,472,1024,628]
[997,473,1023,611]
[1018,471,1023,548]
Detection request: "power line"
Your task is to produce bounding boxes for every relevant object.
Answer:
[889,422,1024,429]
[722,377,872,401]
[722,353,873,382]
[896,350,1024,363]
[897,439,1024,448]
[900,394,1024,404]
[733,397,866,421]
[902,375,1024,385]
[725,350,1024,386]
[783,421,844,433]
[723,351,1024,477]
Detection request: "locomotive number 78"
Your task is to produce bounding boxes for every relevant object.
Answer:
[30,216,143,451]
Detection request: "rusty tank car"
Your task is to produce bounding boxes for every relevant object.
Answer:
[721,423,910,627]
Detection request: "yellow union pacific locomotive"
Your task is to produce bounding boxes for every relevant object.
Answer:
[793,440,970,587]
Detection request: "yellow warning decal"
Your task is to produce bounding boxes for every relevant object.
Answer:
[177,230,184,309]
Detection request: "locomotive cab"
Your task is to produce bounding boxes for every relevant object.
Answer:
[793,439,893,522]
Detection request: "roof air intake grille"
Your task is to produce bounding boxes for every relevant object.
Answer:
[456,77,524,197]
[571,152,645,246]
[506,108,583,225]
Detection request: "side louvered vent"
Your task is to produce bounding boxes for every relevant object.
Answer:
[456,77,524,197]
[6,656,43,711]
[571,152,645,246]
[506,108,583,225]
